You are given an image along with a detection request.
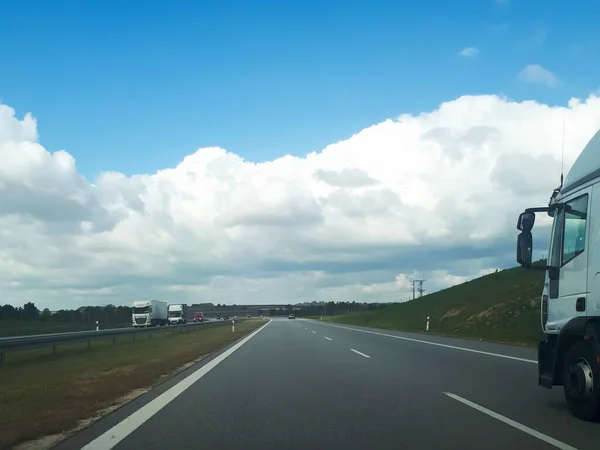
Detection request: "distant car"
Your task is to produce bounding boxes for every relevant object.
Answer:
[247,314,252,318]
[288,314,295,319]
[223,316,230,320]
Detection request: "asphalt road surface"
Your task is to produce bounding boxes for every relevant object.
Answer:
[53,318,598,450]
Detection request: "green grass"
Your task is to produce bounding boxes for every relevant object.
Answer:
[319,266,546,347]
[0,320,129,337]
[0,319,265,450]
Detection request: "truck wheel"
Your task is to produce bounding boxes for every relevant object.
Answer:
[562,341,600,421]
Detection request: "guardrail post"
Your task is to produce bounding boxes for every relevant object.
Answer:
[53,345,57,355]
[0,352,4,368]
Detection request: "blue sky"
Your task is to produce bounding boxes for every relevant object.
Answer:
[1,0,599,179]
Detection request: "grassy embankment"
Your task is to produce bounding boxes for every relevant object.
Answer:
[317,265,546,347]
[0,319,265,450]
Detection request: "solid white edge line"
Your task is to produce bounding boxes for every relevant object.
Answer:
[324,337,332,341]
[350,348,371,358]
[444,393,578,450]
[81,320,272,450]
[307,320,536,364]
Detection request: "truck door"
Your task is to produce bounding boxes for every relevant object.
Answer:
[586,183,600,318]
[546,189,591,333]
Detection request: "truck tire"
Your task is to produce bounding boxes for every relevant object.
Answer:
[562,341,600,421]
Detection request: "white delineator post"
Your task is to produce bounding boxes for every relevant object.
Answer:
[232,320,235,333]
[425,316,430,332]
[96,320,99,331]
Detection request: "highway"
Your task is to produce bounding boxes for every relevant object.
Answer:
[52,318,597,450]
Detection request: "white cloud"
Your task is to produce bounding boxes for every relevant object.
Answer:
[458,47,479,58]
[2,94,600,309]
[518,64,559,87]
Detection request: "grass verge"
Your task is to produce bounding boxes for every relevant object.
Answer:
[0,321,129,337]
[315,265,546,347]
[0,319,264,450]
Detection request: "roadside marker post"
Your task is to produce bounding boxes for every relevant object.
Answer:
[96,321,99,331]
[232,320,235,333]
[426,316,430,332]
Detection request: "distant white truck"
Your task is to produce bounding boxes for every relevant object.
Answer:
[168,304,187,325]
[132,300,168,327]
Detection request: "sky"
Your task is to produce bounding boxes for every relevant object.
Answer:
[2,0,600,309]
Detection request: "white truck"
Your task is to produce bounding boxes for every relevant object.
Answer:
[517,127,600,421]
[167,304,187,325]
[132,300,168,327]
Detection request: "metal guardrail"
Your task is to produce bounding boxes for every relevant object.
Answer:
[0,319,246,367]
[0,323,131,338]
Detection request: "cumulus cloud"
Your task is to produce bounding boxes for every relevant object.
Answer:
[2,95,600,309]
[518,64,559,87]
[458,47,479,58]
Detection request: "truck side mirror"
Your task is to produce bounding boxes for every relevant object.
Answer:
[517,232,533,267]
[517,211,535,232]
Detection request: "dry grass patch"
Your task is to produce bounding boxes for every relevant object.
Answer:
[0,320,264,450]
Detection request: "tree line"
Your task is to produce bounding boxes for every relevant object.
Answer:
[264,301,394,317]
[0,303,132,324]
[0,300,396,324]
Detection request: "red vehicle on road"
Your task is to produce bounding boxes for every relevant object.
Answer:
[193,312,204,323]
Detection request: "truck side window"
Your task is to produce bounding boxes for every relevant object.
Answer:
[548,209,563,268]
[561,194,588,265]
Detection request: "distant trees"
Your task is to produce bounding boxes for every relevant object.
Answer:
[258,301,392,317]
[0,302,131,324]
[0,300,393,324]
[295,301,390,317]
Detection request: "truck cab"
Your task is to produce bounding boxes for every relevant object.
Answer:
[132,300,168,327]
[168,304,186,325]
[517,128,600,421]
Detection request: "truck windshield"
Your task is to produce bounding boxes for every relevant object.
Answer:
[168,311,182,317]
[133,307,150,314]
